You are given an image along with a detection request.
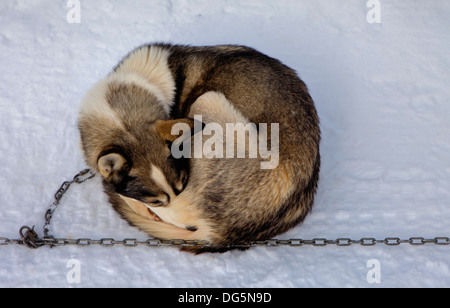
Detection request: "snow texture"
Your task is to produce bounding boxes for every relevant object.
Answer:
[1,0,450,288]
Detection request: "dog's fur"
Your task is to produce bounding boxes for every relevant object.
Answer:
[78,43,320,253]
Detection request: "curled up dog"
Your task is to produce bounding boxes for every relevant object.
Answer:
[78,43,320,253]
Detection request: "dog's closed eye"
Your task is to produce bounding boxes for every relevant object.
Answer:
[145,193,169,207]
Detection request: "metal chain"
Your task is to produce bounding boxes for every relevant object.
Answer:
[42,169,95,239]
[2,235,450,248]
[0,169,448,250]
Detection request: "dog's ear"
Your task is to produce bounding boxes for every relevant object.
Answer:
[155,118,196,142]
[98,153,128,181]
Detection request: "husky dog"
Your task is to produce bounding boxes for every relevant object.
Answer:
[78,43,320,252]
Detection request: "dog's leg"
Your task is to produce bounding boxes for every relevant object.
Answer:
[189,91,250,125]
[118,191,213,240]
[148,190,206,230]
[189,91,258,159]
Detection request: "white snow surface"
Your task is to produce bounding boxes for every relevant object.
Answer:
[1,0,450,288]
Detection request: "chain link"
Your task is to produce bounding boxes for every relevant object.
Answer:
[0,169,449,250]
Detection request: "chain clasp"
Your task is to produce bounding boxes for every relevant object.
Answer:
[19,226,43,249]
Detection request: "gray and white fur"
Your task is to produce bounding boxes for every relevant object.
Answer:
[78,43,320,253]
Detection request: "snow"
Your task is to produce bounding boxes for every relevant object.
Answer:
[1,0,450,288]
